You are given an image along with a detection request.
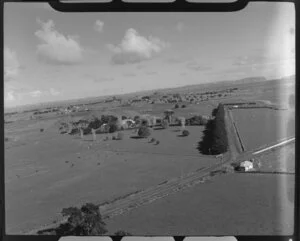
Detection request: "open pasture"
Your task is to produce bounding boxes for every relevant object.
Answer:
[106,172,294,235]
[253,143,295,173]
[5,121,216,234]
[231,108,295,151]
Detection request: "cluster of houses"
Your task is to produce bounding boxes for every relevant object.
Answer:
[123,87,239,106]
[59,105,90,114]
[32,105,90,117]
[59,108,212,136]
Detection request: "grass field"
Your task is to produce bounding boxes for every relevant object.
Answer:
[4,77,295,235]
[5,123,217,234]
[106,173,294,235]
[231,108,295,151]
[254,143,295,173]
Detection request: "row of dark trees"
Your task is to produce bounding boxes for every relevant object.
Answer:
[198,104,228,155]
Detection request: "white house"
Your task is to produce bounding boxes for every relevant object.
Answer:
[239,160,254,171]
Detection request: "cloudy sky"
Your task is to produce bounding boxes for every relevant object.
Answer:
[4,2,295,107]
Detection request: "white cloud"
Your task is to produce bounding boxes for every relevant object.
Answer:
[35,19,84,65]
[4,47,20,81]
[94,20,104,33]
[5,91,16,102]
[29,90,42,98]
[176,22,184,32]
[108,28,169,65]
[49,88,60,96]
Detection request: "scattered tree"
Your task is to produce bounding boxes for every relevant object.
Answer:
[161,119,169,129]
[148,137,156,143]
[181,130,190,136]
[138,126,151,138]
[108,122,118,133]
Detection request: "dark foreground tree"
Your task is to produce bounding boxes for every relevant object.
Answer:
[60,203,107,235]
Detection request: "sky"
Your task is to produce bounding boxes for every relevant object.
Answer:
[4,2,295,107]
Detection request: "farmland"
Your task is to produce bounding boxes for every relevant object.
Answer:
[4,76,295,235]
[106,173,294,235]
[230,108,295,151]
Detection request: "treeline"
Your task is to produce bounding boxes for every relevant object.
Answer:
[198,103,228,155]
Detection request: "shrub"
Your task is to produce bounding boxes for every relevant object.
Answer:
[155,140,160,145]
[116,132,124,140]
[112,136,116,140]
[108,122,118,133]
[88,117,102,130]
[114,230,132,236]
[138,126,151,138]
[101,115,118,125]
[161,119,169,129]
[83,127,92,135]
[148,137,156,143]
[182,130,190,136]
[181,104,186,108]
[121,115,127,120]
[40,128,44,132]
[174,104,179,109]
[140,118,149,127]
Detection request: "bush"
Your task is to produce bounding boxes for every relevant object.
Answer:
[181,104,186,108]
[83,127,92,135]
[161,119,169,129]
[121,115,127,120]
[101,115,118,125]
[116,132,124,140]
[40,128,44,132]
[174,104,179,109]
[155,140,160,145]
[88,117,102,130]
[140,118,149,127]
[108,122,118,133]
[148,137,156,143]
[182,130,190,136]
[138,126,151,138]
[114,230,132,236]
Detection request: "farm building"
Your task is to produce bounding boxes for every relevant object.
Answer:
[236,160,254,172]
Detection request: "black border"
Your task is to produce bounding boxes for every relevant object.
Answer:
[1,0,299,241]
